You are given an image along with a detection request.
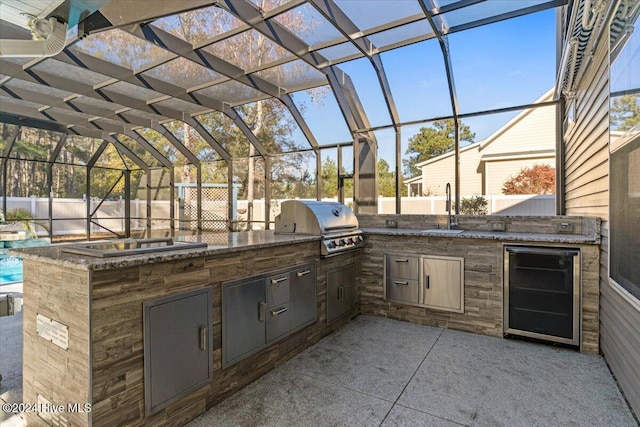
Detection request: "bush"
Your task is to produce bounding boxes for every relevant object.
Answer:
[502,164,556,195]
[456,195,488,215]
[5,208,48,238]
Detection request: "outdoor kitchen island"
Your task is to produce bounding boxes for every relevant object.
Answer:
[12,214,602,427]
[12,231,361,427]
[357,214,602,354]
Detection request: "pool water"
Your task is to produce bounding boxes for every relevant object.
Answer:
[0,255,23,284]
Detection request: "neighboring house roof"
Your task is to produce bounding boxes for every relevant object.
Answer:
[410,88,555,179]
[481,149,556,162]
[414,140,480,168]
[404,175,422,184]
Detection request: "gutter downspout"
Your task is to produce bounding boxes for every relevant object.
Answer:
[0,18,68,58]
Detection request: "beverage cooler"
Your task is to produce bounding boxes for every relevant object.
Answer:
[503,245,581,347]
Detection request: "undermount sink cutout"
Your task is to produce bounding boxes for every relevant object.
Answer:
[61,238,208,257]
[421,229,465,234]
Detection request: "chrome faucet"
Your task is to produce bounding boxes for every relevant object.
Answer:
[445,183,458,230]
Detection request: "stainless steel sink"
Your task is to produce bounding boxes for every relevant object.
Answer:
[421,229,465,234]
[61,238,208,257]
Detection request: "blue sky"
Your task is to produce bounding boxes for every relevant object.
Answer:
[292,8,558,173]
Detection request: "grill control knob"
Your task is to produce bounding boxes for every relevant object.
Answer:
[357,235,364,242]
[327,241,337,248]
[338,239,346,246]
[348,237,356,244]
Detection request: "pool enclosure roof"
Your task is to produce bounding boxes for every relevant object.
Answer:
[0,0,569,167]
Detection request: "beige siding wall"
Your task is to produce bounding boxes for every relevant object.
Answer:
[421,146,482,196]
[418,98,556,197]
[485,157,555,195]
[564,28,640,417]
[481,104,557,156]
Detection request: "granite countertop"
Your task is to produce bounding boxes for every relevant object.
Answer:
[9,231,320,271]
[361,228,599,244]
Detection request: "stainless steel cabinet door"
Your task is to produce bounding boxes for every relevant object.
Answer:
[342,263,356,314]
[144,288,213,415]
[222,277,266,367]
[326,263,356,324]
[289,265,316,330]
[423,257,463,312]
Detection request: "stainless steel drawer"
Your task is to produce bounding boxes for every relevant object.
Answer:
[386,277,420,304]
[386,255,420,280]
[266,304,290,342]
[266,273,290,307]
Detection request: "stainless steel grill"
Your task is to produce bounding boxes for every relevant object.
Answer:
[274,200,364,257]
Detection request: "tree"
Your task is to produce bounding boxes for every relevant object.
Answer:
[404,119,475,177]
[610,94,640,131]
[75,2,321,207]
[502,164,556,195]
[377,159,396,197]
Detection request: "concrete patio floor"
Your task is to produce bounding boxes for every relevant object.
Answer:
[188,315,637,427]
[1,294,637,427]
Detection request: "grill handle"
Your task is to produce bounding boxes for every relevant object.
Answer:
[324,225,357,232]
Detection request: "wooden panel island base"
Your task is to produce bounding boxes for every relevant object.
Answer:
[16,232,361,426]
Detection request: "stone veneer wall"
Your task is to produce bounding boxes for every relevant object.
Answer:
[22,260,91,426]
[23,241,361,426]
[357,214,598,236]
[358,219,600,354]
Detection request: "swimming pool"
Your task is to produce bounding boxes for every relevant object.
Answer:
[0,255,23,284]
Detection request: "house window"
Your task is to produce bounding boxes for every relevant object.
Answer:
[609,0,640,300]
[609,136,640,299]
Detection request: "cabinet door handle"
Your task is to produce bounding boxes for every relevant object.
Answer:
[394,280,409,286]
[296,270,311,277]
[199,326,207,351]
[271,277,287,284]
[338,286,343,300]
[426,275,430,289]
[271,307,288,316]
[395,259,409,263]
[259,301,267,322]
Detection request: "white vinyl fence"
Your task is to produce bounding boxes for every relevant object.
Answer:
[3,194,554,237]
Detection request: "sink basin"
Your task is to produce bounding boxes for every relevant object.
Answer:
[421,229,465,234]
[61,238,208,257]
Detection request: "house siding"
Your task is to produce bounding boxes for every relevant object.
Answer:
[564,28,639,417]
[417,96,556,197]
[480,103,556,156]
[420,146,482,196]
